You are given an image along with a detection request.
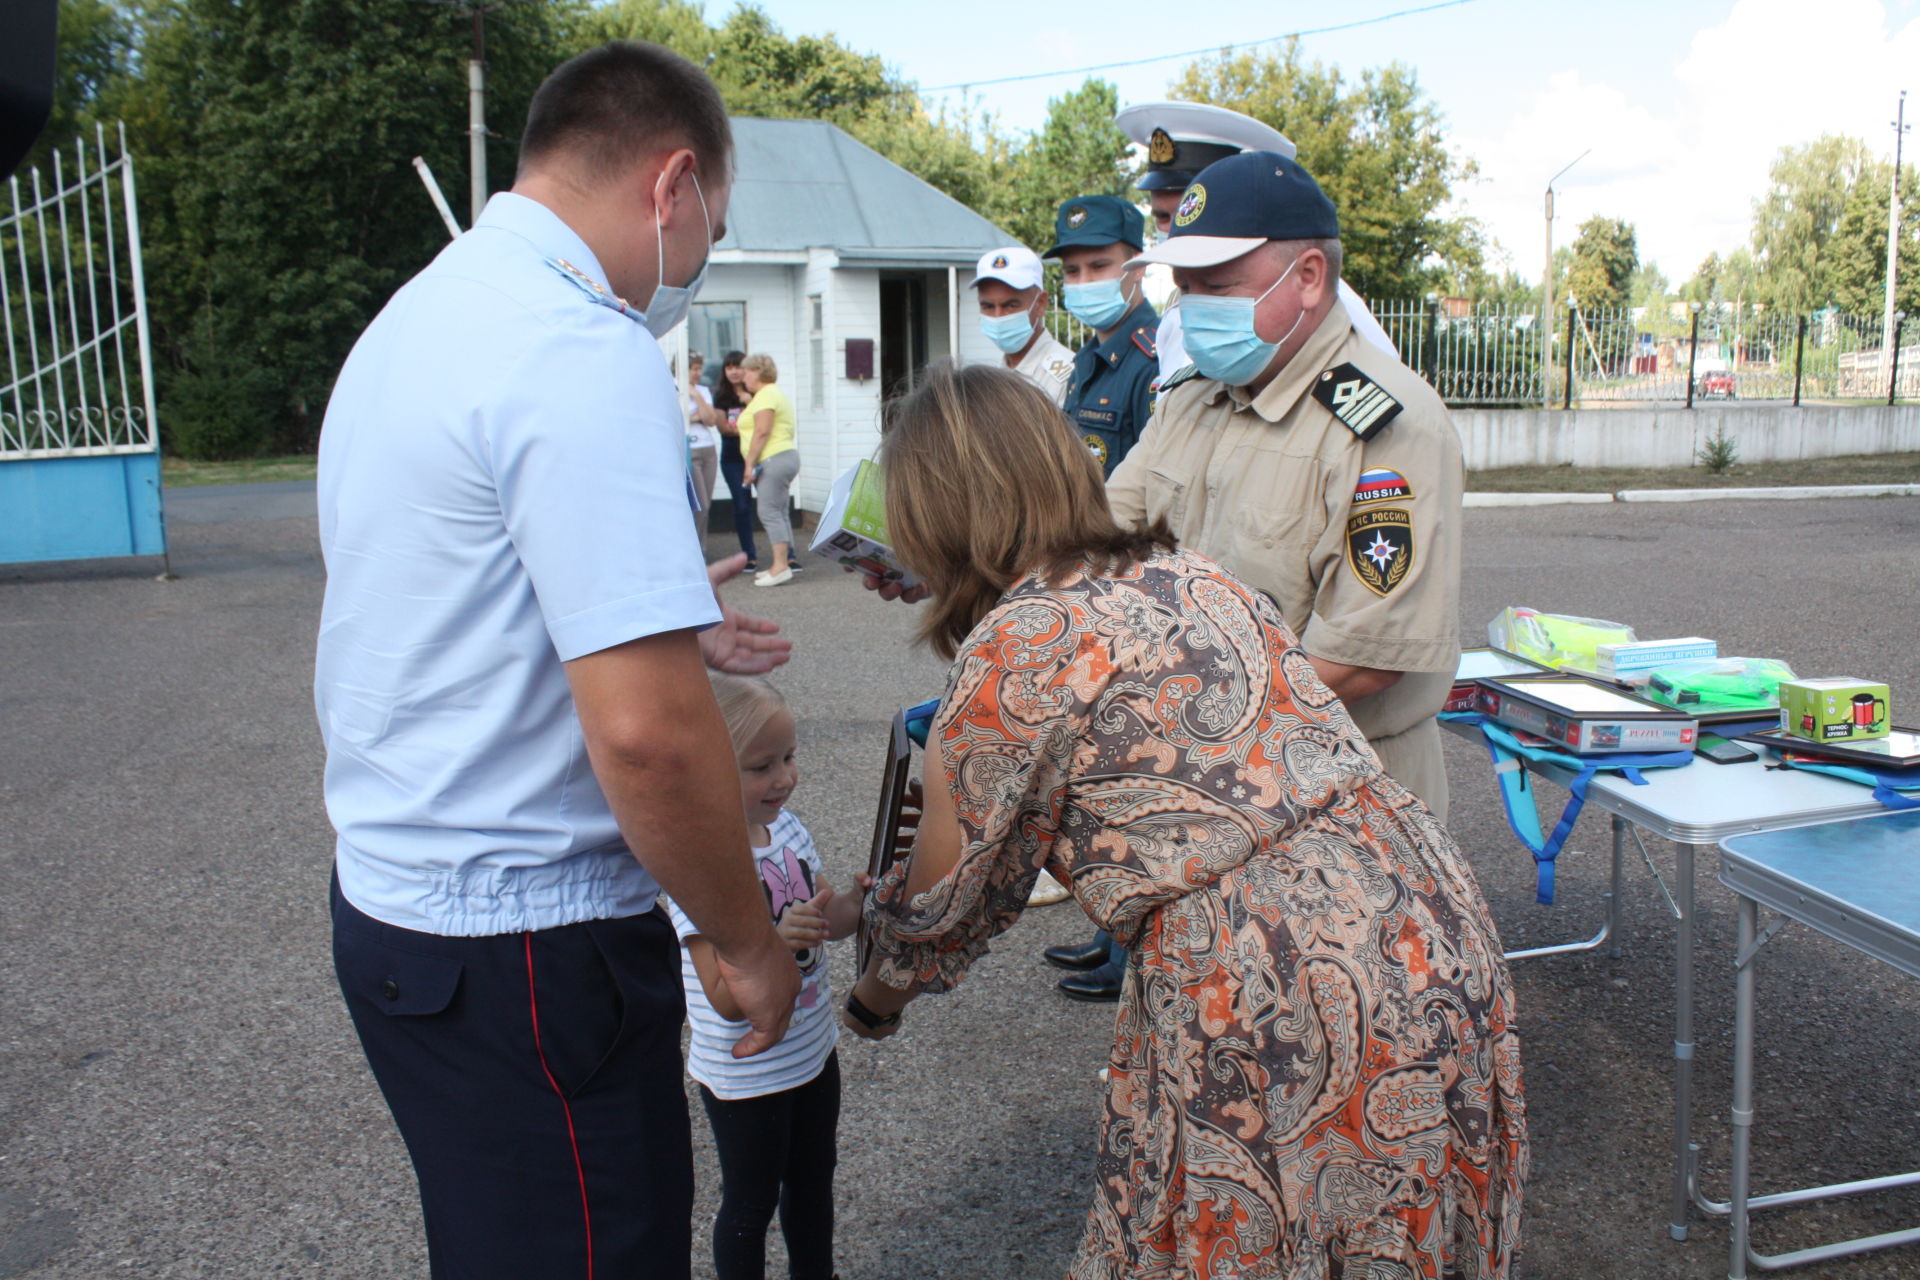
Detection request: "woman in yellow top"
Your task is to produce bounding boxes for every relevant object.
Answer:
[740,353,801,586]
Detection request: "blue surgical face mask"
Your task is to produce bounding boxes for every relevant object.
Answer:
[980,308,1037,354]
[1179,256,1303,386]
[642,169,711,339]
[1062,276,1136,330]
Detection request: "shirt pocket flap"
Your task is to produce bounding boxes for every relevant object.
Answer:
[339,938,464,1017]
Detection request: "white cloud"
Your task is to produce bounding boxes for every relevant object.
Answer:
[1452,0,1920,286]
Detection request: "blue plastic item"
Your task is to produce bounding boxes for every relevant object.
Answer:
[1443,711,1695,904]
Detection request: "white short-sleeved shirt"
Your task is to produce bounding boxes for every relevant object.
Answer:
[686,384,719,453]
[666,809,839,1100]
[315,192,721,937]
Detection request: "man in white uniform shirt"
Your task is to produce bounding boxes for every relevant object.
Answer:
[972,245,1074,405]
[315,42,798,1279]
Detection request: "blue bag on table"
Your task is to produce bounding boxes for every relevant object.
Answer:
[1768,755,1920,811]
[1441,711,1694,904]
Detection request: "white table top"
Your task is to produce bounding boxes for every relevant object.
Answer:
[1444,718,1891,844]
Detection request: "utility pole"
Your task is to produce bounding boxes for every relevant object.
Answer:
[468,6,487,226]
[1886,91,1910,381]
[1542,150,1591,407]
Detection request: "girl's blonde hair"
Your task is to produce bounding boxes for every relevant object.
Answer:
[709,673,789,759]
[880,361,1175,660]
[741,352,778,382]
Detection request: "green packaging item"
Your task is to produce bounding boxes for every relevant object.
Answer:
[808,459,924,589]
[1487,607,1636,671]
[1644,658,1796,714]
[1778,678,1891,743]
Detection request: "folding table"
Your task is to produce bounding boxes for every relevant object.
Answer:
[1714,810,1920,1277]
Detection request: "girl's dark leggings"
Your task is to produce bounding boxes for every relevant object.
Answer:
[698,1051,840,1280]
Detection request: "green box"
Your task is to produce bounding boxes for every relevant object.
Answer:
[1778,678,1891,742]
[807,459,923,588]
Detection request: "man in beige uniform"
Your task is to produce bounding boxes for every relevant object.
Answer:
[1116,149,1462,818]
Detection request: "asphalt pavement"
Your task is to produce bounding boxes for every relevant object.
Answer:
[3,485,1920,1279]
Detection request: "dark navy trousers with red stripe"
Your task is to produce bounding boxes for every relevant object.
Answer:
[332,878,693,1279]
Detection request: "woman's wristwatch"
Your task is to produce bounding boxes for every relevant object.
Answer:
[844,991,901,1032]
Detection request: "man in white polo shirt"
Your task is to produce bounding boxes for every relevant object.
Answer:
[315,43,799,1279]
[972,245,1074,405]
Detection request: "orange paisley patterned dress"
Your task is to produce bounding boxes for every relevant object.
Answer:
[869,547,1526,1280]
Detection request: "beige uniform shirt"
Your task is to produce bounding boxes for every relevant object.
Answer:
[1109,307,1464,818]
[1012,328,1075,407]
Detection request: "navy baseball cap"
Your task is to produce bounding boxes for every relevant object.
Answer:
[1042,194,1145,258]
[1128,151,1339,270]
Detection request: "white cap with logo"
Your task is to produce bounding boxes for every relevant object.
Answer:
[972,245,1045,292]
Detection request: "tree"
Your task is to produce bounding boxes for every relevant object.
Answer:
[1169,40,1480,297]
[994,80,1132,251]
[1826,159,1920,317]
[131,0,568,457]
[19,0,139,177]
[1564,215,1637,311]
[1748,135,1874,313]
[1630,260,1669,311]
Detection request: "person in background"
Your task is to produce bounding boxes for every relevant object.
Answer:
[711,350,759,571]
[1047,195,1159,482]
[740,353,801,587]
[972,245,1073,406]
[1114,100,1400,381]
[684,350,722,517]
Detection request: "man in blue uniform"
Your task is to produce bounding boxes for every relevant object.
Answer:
[1036,195,1159,998]
[1046,194,1159,478]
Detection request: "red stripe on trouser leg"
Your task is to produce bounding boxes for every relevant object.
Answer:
[525,933,595,1280]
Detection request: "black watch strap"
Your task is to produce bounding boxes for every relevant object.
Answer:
[844,991,900,1030]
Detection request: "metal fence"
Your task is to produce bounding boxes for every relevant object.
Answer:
[1043,284,1915,407]
[1,123,158,460]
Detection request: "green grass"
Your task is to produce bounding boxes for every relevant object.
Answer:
[1467,452,1920,493]
[162,454,318,487]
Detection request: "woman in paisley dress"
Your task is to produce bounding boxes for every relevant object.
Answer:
[842,364,1527,1280]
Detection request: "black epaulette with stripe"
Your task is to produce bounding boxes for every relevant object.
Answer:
[1311,362,1404,441]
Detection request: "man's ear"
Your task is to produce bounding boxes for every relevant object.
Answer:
[1295,248,1332,306]
[652,147,700,226]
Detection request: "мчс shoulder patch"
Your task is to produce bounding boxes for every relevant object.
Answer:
[1345,507,1415,596]
[1313,363,1403,441]
[1351,466,1414,505]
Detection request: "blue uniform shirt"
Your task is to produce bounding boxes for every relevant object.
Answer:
[1064,297,1160,476]
[315,192,721,937]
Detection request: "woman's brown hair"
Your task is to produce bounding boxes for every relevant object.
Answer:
[880,361,1174,660]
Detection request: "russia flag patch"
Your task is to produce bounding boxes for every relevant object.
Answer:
[1352,467,1414,504]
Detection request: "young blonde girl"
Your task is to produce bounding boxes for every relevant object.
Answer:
[665,674,865,1280]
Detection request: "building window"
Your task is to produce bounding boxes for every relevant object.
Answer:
[689,301,746,388]
[808,294,825,411]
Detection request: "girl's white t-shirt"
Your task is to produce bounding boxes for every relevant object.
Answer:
[665,807,839,1100]
[684,384,720,453]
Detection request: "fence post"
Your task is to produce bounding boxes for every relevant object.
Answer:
[1423,292,1440,387]
[1686,303,1701,409]
[1792,315,1806,407]
[1893,313,1907,406]
[1563,298,1577,410]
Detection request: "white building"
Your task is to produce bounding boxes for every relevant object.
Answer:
[664,117,1015,515]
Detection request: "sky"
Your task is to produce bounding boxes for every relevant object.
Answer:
[748,0,1920,287]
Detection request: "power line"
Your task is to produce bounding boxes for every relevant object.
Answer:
[917,0,1477,94]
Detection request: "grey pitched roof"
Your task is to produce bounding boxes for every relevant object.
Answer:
[716,118,1012,262]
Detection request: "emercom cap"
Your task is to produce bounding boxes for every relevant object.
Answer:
[1043,194,1145,258]
[1126,150,1339,271]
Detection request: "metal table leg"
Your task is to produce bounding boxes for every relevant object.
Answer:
[1609,813,1625,960]
[1729,895,1757,1278]
[1671,839,1697,1241]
